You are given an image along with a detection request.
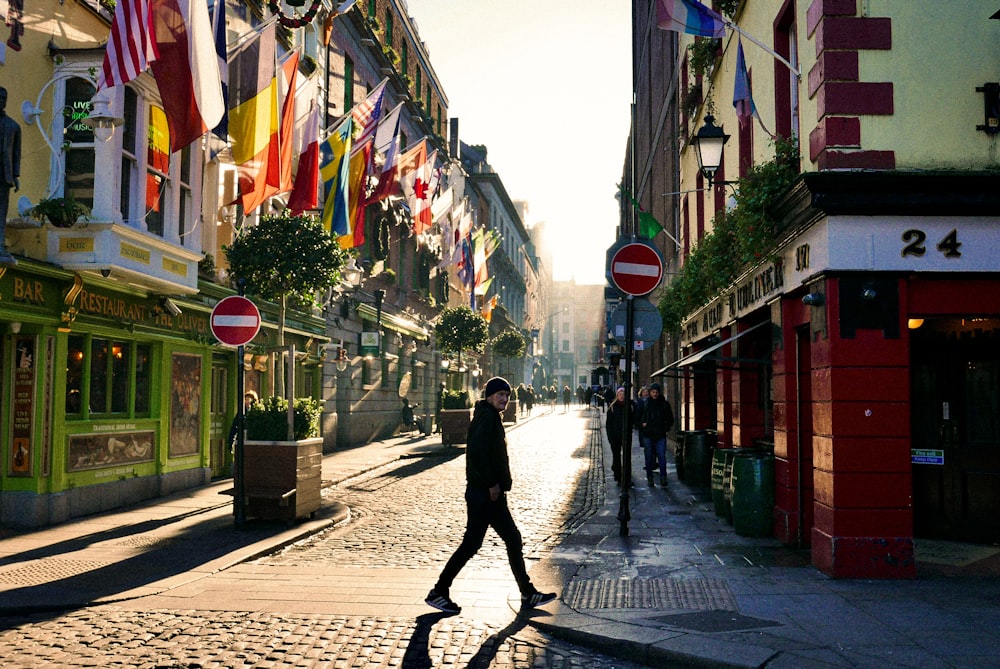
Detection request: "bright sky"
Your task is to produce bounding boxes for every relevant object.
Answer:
[402,0,633,285]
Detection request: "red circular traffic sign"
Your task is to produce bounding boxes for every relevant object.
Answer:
[610,242,663,296]
[211,296,261,347]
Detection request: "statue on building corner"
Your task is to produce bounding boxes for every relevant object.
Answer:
[0,85,21,266]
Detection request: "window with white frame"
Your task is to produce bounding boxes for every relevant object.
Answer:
[63,77,98,208]
[115,81,200,241]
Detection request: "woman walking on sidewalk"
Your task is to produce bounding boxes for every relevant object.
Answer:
[425,377,557,615]
[605,387,634,486]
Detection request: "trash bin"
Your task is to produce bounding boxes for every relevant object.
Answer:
[711,448,729,516]
[682,429,716,488]
[731,452,775,537]
[674,431,689,482]
[722,448,758,523]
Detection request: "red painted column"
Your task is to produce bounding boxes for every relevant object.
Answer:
[717,327,734,449]
[773,298,815,548]
[811,278,915,578]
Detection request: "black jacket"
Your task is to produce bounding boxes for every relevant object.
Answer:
[605,398,634,445]
[636,395,674,439]
[465,400,512,491]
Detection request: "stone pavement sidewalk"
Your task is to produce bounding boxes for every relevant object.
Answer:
[1,409,999,668]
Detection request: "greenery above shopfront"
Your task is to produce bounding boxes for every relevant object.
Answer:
[659,136,800,334]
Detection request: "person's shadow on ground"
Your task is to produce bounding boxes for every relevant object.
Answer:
[400,610,538,668]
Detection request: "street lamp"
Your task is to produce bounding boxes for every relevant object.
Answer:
[532,307,567,388]
[691,115,730,186]
[82,90,124,142]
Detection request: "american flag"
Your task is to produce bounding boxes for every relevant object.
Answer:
[351,78,387,150]
[99,0,158,90]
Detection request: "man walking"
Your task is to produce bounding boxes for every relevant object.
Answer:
[426,377,557,615]
[635,382,674,487]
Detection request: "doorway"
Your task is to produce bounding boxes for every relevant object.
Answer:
[209,361,231,479]
[911,319,1000,542]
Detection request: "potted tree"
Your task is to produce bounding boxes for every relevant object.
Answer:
[224,212,350,398]
[435,306,488,445]
[224,213,348,520]
[242,395,324,522]
[492,329,526,422]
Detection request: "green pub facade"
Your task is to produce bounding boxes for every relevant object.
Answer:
[0,261,325,528]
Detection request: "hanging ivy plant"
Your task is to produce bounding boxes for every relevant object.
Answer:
[658,136,800,334]
[372,215,391,260]
[438,273,450,304]
[688,37,721,80]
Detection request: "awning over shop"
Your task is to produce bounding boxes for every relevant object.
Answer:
[652,321,769,376]
[357,303,431,340]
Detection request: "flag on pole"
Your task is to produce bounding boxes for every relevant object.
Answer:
[319,115,353,234]
[210,0,228,144]
[656,0,726,38]
[366,103,402,204]
[620,186,664,239]
[277,50,300,193]
[288,101,320,214]
[341,140,372,248]
[148,0,225,152]
[456,234,474,291]
[351,78,387,150]
[229,21,280,214]
[733,40,759,128]
[99,0,157,89]
[399,140,431,232]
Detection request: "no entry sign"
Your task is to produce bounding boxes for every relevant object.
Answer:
[211,296,261,347]
[609,242,663,296]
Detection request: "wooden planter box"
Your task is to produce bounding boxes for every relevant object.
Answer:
[439,409,471,446]
[243,437,323,522]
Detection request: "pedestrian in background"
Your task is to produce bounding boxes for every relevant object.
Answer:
[426,377,557,615]
[605,387,634,486]
[434,382,447,434]
[635,382,674,488]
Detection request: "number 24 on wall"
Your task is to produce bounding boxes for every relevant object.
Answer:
[901,229,961,259]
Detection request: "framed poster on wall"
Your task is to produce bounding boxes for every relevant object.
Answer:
[169,353,202,457]
[9,336,36,476]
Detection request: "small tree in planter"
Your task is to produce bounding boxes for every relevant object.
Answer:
[492,329,526,423]
[245,396,322,441]
[436,305,489,372]
[224,213,350,397]
[435,306,488,445]
[242,395,324,522]
[492,329,526,378]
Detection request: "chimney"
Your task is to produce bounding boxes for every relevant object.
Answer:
[449,117,459,159]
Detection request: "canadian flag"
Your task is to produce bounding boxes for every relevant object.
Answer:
[398,140,433,234]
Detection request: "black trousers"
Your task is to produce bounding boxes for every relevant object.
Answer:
[609,439,623,481]
[435,487,533,595]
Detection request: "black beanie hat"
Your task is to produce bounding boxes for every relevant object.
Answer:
[483,376,512,398]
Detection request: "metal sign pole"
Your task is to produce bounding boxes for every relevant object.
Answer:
[619,294,635,536]
[234,341,246,527]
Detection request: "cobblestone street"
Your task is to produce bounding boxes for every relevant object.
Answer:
[0,408,651,668]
